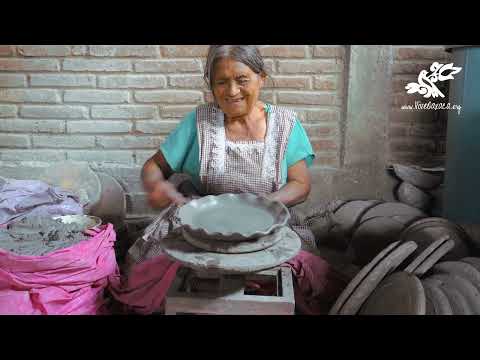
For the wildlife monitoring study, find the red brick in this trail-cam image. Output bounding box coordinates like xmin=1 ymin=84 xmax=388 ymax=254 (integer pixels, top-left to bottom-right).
xmin=311 ymin=139 xmax=338 ymax=152
xmin=303 ymin=124 xmax=338 ymax=137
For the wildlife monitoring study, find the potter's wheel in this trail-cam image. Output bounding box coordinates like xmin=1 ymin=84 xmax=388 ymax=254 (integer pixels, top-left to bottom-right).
xmin=161 ymin=226 xmax=301 ymax=274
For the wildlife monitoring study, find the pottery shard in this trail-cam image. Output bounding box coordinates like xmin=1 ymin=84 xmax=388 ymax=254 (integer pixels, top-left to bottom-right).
xmin=396 ymin=182 xmax=432 ymax=211
xmin=392 ymin=164 xmax=443 ymax=190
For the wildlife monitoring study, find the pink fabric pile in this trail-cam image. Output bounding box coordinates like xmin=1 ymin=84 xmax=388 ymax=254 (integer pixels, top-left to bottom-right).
xmin=0 ymin=224 xmax=119 ymax=315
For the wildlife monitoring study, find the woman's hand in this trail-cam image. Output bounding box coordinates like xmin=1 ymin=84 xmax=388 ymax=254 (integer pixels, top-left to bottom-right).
xmin=142 ymin=151 xmax=187 ymax=209
xmin=267 ymin=160 xmax=311 ymax=207
xmin=148 ymin=180 xmax=187 ymax=209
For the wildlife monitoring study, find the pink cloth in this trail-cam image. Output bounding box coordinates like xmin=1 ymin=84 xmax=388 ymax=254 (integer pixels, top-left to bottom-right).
xmin=0 ymin=224 xmax=118 ymax=315
xmin=283 ymin=250 xmax=349 ymax=315
xmin=110 ymin=250 xmax=347 ymax=315
xmin=108 ymin=255 xmax=180 ymax=315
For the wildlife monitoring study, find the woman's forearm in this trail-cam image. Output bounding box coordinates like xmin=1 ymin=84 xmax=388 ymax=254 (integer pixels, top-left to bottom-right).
xmin=268 ymin=180 xmax=311 ymax=207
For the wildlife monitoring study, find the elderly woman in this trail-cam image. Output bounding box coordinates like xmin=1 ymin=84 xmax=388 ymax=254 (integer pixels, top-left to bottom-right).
xmin=111 ymin=45 xmax=347 ymax=314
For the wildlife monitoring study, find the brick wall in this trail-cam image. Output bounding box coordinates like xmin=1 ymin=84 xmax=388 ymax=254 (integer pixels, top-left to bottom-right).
xmin=0 ymin=45 xmax=451 ymax=215
xmin=0 ymin=45 xmax=345 ymax=214
xmin=388 ymin=45 xmax=452 ymax=166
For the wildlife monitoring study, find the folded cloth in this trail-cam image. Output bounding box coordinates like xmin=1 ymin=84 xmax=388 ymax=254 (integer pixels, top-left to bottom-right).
xmin=108 ymin=255 xmax=180 ymax=315
xmin=283 ymin=250 xmax=349 ymax=315
xmin=0 ymin=177 xmax=83 ymax=226
xmin=0 ymin=224 xmax=118 ymax=315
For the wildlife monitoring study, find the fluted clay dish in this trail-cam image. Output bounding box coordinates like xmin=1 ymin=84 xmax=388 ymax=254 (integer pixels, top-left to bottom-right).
xmin=178 ymin=193 xmax=290 ymax=242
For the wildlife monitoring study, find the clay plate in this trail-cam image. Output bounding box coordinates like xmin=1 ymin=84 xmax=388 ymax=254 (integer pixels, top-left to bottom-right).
xmin=427 ymin=274 xmax=474 ymax=315
xmin=337 ymin=241 xmax=417 ymax=315
xmin=422 ymin=280 xmax=453 ymax=315
xmin=181 ymin=228 xmax=281 ymax=254
xmin=178 ymin=193 xmax=290 ymax=242
xmin=398 ymin=217 xmax=471 ymax=261
xmin=359 ymin=272 xmax=426 ymax=315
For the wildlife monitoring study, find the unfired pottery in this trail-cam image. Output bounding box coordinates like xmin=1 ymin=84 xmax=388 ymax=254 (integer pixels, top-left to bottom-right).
xmin=396 ymin=181 xmax=432 ymax=211
xmin=161 ymin=226 xmax=301 ymax=274
xmin=182 ymin=228 xmax=281 ymax=254
xmin=392 ymin=164 xmax=443 ymax=190
xmin=331 ymin=241 xmax=417 ymax=315
xmin=178 ymin=193 xmax=290 ymax=242
xmin=359 ymin=272 xmax=426 ymax=315
xmin=422 ymin=280 xmax=453 ymax=315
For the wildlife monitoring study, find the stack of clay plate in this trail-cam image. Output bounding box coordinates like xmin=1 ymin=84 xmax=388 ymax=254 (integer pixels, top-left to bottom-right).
xmin=398 ymin=217 xmax=471 ymax=266
xmin=329 ymin=240 xmax=420 ymax=315
xmin=332 ymin=229 xmax=479 ymax=315
xmin=317 ymin=200 xmax=426 ymax=255
xmin=420 ymin=258 xmax=480 ymax=315
xmin=359 ymin=256 xmax=480 ymax=315
xmin=391 ymin=164 xmax=443 ymax=213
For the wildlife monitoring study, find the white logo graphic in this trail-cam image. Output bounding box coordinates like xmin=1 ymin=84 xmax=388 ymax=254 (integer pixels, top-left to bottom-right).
xmin=405 ymin=62 xmax=462 ymax=98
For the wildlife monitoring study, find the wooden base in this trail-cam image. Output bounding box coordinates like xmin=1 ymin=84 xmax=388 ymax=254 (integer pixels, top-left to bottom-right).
xmin=165 ymin=267 xmax=295 ymax=315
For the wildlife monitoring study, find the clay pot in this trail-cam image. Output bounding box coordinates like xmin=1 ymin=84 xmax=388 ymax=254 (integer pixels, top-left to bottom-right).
xmin=396 ymin=181 xmax=432 ymax=211
xmin=392 ymin=164 xmax=443 ymax=190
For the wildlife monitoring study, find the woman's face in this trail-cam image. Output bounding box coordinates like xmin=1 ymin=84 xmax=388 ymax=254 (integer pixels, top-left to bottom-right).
xmin=211 ymin=57 xmax=265 ymax=119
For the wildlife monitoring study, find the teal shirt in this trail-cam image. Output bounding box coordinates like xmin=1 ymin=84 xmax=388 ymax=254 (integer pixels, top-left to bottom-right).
xmin=160 ymin=105 xmax=315 ymax=189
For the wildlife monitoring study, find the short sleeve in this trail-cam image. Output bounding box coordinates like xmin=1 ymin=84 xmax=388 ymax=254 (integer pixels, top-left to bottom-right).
xmin=285 ymin=119 xmax=315 ymax=168
xmin=159 ymin=111 xmax=197 ymax=172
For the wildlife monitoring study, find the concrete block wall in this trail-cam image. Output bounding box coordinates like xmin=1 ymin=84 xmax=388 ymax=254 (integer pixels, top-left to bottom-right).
xmin=0 ymin=45 xmax=451 ymax=215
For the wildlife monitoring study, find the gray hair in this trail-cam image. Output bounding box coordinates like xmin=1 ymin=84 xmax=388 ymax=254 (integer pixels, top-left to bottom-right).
xmin=203 ymin=45 xmax=268 ymax=89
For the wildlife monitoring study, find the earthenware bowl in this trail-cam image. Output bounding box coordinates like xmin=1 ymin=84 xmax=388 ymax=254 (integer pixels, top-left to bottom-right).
xmin=392 ymin=163 xmax=443 ymax=190
xmin=178 ymin=193 xmax=290 ymax=242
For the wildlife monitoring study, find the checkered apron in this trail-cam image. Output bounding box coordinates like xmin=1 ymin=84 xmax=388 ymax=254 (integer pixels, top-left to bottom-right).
xmin=127 ymin=103 xmax=329 ymax=266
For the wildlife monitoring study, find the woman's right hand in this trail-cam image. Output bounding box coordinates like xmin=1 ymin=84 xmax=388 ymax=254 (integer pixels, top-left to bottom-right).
xmin=142 ymin=157 xmax=187 ymax=208
xmin=147 ymin=180 xmax=187 ymax=208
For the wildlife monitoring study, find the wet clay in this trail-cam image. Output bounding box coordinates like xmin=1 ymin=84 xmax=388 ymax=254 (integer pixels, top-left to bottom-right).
xmin=0 ymin=216 xmax=89 ymax=256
